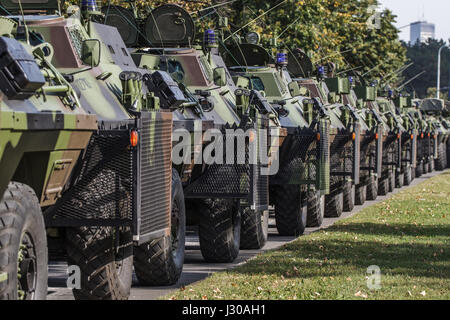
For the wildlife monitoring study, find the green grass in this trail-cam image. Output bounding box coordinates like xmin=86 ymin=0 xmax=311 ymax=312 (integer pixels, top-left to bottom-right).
xmin=166 ymin=171 xmax=450 ymax=300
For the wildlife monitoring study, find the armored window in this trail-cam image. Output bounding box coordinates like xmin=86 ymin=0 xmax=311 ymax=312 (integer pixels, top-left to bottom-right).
xmin=108 ymin=45 xmax=115 ymax=54
xmin=158 ymin=60 xmax=185 ymax=82
xmin=121 ymin=48 xmax=129 ymax=56
xmin=250 ymin=77 xmax=265 ymax=91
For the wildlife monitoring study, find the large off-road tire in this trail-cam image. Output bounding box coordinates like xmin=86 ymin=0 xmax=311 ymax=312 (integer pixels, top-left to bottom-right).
xmin=423 ymin=161 xmax=429 ymax=174
xmin=134 ymin=169 xmax=186 ymax=286
xmin=404 ymin=166 xmax=412 ymax=186
xmin=395 ymin=169 xmax=404 ymax=189
xmin=0 ymin=182 xmax=48 ymax=300
xmin=378 ymin=177 xmax=389 ymax=196
xmin=65 ymin=226 xmax=133 ymax=300
xmin=198 ymin=199 xmax=241 ymax=262
xmin=325 ymin=191 xmax=343 ymax=218
xmin=272 ymin=185 xmax=307 ymax=236
xmin=342 ymin=181 xmax=355 ymax=212
xmin=354 ymin=184 xmax=366 ymax=206
xmin=240 ymin=208 xmax=269 ymax=250
xmin=366 ymin=175 xmax=378 ymax=201
xmin=447 ymin=141 xmax=450 ymax=168
xmin=306 ymin=191 xmax=324 ymax=227
xmin=416 ymin=161 xmax=423 ymax=177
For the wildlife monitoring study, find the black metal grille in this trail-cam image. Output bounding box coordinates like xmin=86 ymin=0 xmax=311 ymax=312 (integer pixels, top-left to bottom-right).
xmin=400 ymin=132 xmax=414 ymax=170
xmin=329 ymin=130 xmax=354 ymax=190
xmin=271 ymin=129 xmax=317 ymax=185
xmin=359 ymin=133 xmax=377 ymax=181
xmin=137 ymin=112 xmax=173 ymax=239
xmin=382 ymin=133 xmax=400 ymax=179
xmin=184 ymin=117 xmax=269 ymax=211
xmin=46 ymin=129 xmax=135 ymax=226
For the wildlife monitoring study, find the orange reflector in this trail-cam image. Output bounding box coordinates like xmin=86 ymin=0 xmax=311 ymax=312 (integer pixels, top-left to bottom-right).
xmin=352 ymin=132 xmax=356 ymax=141
xmin=130 ymin=130 xmax=139 ymax=147
xmin=375 ymin=133 xmax=379 ymax=140
xmin=316 ymin=132 xmax=321 ymax=141
xmin=249 ymin=130 xmax=256 ymax=143
xmin=427 ymin=133 xmax=430 ymax=137
xmin=410 ymin=134 xmax=414 ymax=140
xmin=421 ymin=133 xmax=424 ymax=139
xmin=397 ymin=133 xmax=401 ymax=140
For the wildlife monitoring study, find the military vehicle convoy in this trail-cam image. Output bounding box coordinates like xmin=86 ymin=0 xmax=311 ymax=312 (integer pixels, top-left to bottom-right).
xmin=220 ymin=42 xmax=329 ymax=234
xmin=0 ymin=0 xmax=187 ymax=299
xmin=0 ymin=0 xmax=446 ymax=302
xmin=100 ymin=3 xmax=274 ymax=259
xmin=285 ymin=51 xmax=363 ymax=215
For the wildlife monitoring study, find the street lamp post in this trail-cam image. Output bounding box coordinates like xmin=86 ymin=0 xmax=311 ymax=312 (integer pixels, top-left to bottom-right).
xmin=437 ymin=45 xmax=448 ymax=99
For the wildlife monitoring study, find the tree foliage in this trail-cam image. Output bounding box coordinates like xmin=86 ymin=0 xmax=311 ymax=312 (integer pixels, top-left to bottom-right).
xmin=404 ymin=39 xmax=450 ymax=99
xmin=72 ymin=0 xmax=407 ymax=84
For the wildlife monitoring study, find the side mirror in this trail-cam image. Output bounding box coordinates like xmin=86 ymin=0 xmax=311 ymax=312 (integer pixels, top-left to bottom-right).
xmin=81 ymin=39 xmax=101 ymax=67
xmin=288 ymin=81 xmax=302 ymax=97
xmin=213 ymin=67 xmax=227 ymax=87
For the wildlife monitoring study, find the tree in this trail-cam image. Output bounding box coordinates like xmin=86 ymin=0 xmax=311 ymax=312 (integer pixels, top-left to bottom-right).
xmin=404 ymin=39 xmax=450 ymax=99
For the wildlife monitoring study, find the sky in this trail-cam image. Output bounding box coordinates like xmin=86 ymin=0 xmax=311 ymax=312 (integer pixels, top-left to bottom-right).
xmin=379 ymin=0 xmax=450 ymax=42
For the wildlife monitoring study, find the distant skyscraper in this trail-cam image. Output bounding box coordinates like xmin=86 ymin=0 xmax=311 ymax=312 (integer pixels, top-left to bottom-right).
xmin=410 ymin=21 xmax=435 ymax=44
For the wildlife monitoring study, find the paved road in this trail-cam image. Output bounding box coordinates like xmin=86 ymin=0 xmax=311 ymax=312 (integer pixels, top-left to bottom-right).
xmin=47 ymin=170 xmax=444 ymax=300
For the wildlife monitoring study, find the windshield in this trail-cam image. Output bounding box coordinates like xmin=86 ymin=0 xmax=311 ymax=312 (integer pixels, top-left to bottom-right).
xmin=249 ymin=72 xmax=287 ymax=97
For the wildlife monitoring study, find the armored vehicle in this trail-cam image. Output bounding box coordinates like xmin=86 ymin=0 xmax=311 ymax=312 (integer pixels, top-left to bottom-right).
xmin=221 ymin=42 xmax=329 ymax=233
xmin=418 ymin=98 xmax=448 ymax=171
xmin=101 ymin=3 xmax=274 ymax=258
xmin=374 ymin=87 xmax=410 ymax=190
xmin=323 ymin=73 xmax=385 ymax=201
xmin=286 ymin=50 xmax=362 ymax=216
xmin=0 ymin=0 xmax=186 ymax=299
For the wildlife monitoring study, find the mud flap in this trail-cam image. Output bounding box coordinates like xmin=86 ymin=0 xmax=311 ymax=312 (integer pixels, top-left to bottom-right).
xmin=136 ymin=111 xmax=173 ymax=244
xmin=376 ymin=125 xmax=383 ymax=177
xmin=317 ymin=118 xmax=330 ymax=195
xmin=249 ymin=116 xmax=270 ymax=212
xmin=352 ymin=123 xmax=361 ymax=186
xmin=411 ymin=129 xmax=417 ymax=168
xmin=433 ymin=135 xmax=438 ymax=159
xmin=397 ymin=133 xmax=402 ymax=170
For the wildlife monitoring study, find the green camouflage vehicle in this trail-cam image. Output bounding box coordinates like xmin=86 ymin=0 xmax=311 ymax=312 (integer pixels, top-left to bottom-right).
xmin=101 ymin=3 xmax=274 ymax=259
xmin=418 ymin=98 xmax=448 ymax=171
xmin=221 ymin=42 xmax=330 ymax=234
xmin=324 ymin=73 xmax=386 ymax=201
xmin=286 ymin=50 xmax=364 ymax=215
xmin=375 ymin=87 xmax=409 ymax=190
xmin=0 ymin=0 xmax=186 ymax=299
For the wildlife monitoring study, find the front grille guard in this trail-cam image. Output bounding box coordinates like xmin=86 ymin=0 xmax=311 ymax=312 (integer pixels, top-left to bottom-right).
xmin=381 ymin=132 xmax=401 ymax=179
xmin=184 ymin=116 xmax=270 ymax=212
xmin=329 ymin=124 xmax=360 ymax=191
xmin=401 ymin=130 xmax=417 ymax=169
xmin=270 ymin=118 xmax=330 ymax=195
xmin=44 ymin=112 xmax=174 ymax=244
xmin=417 ymin=134 xmax=435 ymax=164
xmin=359 ymin=125 xmax=383 ymax=181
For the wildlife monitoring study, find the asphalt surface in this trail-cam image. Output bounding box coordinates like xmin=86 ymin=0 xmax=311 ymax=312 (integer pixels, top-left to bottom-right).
xmin=46 ymin=170 xmax=444 ymax=300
